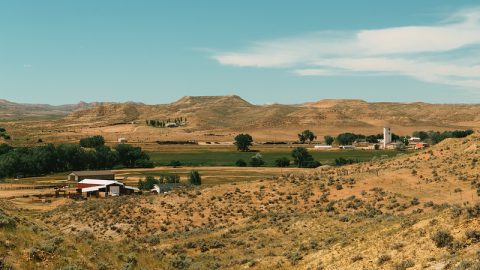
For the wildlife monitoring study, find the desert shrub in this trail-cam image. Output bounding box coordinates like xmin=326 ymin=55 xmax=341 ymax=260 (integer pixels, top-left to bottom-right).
xmin=141 ymin=235 xmax=160 ymax=245
xmin=431 ymin=230 xmax=454 ymax=248
xmin=170 ymin=254 xmax=191 ymax=270
xmin=454 ymin=260 xmax=480 ymax=270
xmin=0 ymin=212 xmax=16 ymax=229
xmin=309 ymin=240 xmax=319 ymax=250
xmin=377 ymin=255 xmax=391 ymax=265
xmin=394 ymin=259 xmax=415 ymax=270
xmin=284 ymin=251 xmax=303 ymax=265
xmin=466 ymin=203 xmax=480 ymax=218
xmin=424 ymin=201 xmax=434 ymax=207
xmin=28 ymin=247 xmax=45 ymax=261
xmin=351 ymin=255 xmax=363 ymax=262
xmin=75 ymin=229 xmax=95 ymax=241
xmin=410 ymin=197 xmax=419 ymax=206
xmin=465 ymin=229 xmax=480 ymax=243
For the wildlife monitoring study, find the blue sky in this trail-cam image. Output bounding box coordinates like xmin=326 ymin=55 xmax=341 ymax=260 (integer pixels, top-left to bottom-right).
xmin=1 ymin=0 xmax=480 ymax=105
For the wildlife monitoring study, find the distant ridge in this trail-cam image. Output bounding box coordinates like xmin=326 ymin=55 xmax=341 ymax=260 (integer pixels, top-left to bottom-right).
xmin=3 ymin=96 xmax=480 ymax=141
xmin=56 ymin=95 xmax=480 ymax=132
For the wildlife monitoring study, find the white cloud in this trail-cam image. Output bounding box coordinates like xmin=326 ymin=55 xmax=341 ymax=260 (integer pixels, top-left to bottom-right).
xmin=212 ymin=8 xmax=480 ymax=89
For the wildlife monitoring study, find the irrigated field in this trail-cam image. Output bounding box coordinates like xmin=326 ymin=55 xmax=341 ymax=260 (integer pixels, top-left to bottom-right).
xmin=147 ymin=145 xmax=405 ymax=166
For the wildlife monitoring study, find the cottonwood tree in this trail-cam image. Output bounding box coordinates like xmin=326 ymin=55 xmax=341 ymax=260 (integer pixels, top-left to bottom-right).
xmin=298 ymin=130 xmax=317 ymax=144
xmin=291 ymin=147 xmax=320 ymax=168
xmin=324 ymin=135 xmax=334 ymax=145
xmin=234 ymin=134 xmax=253 ymax=152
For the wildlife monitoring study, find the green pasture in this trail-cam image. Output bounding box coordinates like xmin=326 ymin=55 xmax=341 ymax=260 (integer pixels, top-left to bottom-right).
xmin=147 ymin=147 xmax=406 ymax=167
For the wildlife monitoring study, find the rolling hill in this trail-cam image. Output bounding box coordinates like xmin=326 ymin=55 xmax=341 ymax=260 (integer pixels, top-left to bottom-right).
xmin=2 ymin=95 xmax=480 ymax=144
xmin=65 ymin=95 xmax=480 ymax=130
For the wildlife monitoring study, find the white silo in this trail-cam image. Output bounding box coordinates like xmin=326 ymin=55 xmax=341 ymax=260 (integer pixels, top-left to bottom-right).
xmin=383 ymin=127 xmax=392 ymax=148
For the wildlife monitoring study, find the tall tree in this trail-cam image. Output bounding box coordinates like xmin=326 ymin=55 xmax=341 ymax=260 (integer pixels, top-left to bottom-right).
xmin=298 ymin=130 xmax=317 ymax=144
xmin=324 ymin=135 xmax=334 ymax=145
xmin=234 ymin=134 xmax=253 ymax=152
xmin=291 ymin=147 xmax=320 ymax=168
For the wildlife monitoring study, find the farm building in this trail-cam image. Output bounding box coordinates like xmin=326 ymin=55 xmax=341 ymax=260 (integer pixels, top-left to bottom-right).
xmin=68 ymin=170 xmax=115 ymax=182
xmin=76 ymin=179 xmax=138 ymax=197
xmin=118 ymin=137 xmax=128 ymax=143
xmin=165 ymin=122 xmax=178 ymax=128
xmin=150 ymin=183 xmax=182 ymax=194
xmin=415 ymin=142 xmax=429 ymax=150
xmin=313 ymin=145 xmax=333 ymax=150
xmin=408 ymin=137 xmax=422 ymax=144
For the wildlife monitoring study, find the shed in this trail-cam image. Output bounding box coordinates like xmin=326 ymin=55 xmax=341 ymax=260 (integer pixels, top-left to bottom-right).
xmin=313 ymin=145 xmax=333 ymax=150
xmin=68 ymin=170 xmax=115 ymax=182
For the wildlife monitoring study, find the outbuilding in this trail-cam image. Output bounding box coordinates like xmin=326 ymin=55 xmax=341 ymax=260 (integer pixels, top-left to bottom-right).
xmin=415 ymin=142 xmax=429 ymax=150
xmin=313 ymin=145 xmax=333 ymax=150
xmin=68 ymin=170 xmax=115 ymax=182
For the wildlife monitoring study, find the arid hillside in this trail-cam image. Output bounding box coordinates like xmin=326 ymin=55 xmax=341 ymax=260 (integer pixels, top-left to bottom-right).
xmin=67 ymin=96 xmax=480 ymax=130
xmin=0 ymin=99 xmax=100 ymax=120
xmin=2 ymin=95 xmax=480 ymax=145
xmin=1 ymin=132 xmax=479 ymax=269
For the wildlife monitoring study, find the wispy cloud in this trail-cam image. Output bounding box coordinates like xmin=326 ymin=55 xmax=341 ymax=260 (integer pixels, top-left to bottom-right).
xmin=212 ymin=8 xmax=480 ymax=89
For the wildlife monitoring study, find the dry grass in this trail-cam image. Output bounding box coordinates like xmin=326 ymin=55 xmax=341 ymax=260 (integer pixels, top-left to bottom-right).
xmin=0 ymin=132 xmax=479 ymax=269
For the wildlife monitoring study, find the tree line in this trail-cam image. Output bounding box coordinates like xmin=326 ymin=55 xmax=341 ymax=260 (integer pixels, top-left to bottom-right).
xmin=0 ymin=136 xmax=153 ymax=179
xmin=412 ymin=129 xmax=473 ymax=145
xmin=301 ymin=129 xmax=473 ymax=146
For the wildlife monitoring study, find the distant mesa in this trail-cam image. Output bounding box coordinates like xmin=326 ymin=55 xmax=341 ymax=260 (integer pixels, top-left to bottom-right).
xmin=172 ymin=95 xmax=253 ymax=107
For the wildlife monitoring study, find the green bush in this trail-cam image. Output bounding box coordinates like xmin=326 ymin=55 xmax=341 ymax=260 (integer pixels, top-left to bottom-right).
xmin=250 ymin=154 xmax=265 ymax=167
xmin=188 ymin=170 xmax=201 ymax=185
xmin=169 ymin=160 xmax=182 ymax=167
xmin=235 ymin=159 xmax=247 ymax=167
xmin=275 ymin=157 xmax=290 ymax=167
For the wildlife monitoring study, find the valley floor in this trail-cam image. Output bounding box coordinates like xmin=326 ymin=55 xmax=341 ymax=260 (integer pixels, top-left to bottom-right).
xmin=0 ymin=133 xmax=479 ymax=269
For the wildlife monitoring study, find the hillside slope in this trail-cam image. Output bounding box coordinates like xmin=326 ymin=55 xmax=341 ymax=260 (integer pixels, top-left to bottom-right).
xmin=66 ymin=96 xmax=480 ymax=130
xmin=0 ymin=133 xmax=475 ymax=269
